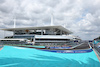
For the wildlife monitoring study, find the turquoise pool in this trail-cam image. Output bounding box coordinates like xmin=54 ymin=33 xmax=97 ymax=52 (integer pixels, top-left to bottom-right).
xmin=0 ymin=46 xmax=100 ymax=67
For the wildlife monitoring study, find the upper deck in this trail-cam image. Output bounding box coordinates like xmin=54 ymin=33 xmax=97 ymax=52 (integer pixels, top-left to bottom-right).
xmin=1 ymin=26 xmax=72 ymax=36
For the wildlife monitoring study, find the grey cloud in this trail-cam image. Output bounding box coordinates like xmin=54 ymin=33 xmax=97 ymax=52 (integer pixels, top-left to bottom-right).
xmin=0 ymin=0 xmax=5 ymax=3
xmin=55 ymin=14 xmax=64 ymax=21
xmin=0 ymin=5 xmax=12 ymax=13
xmin=0 ymin=0 xmax=100 ymax=40
xmin=39 ymin=0 xmax=60 ymax=7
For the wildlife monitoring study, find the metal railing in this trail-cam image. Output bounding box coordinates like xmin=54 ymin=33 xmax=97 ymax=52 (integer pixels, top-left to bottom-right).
xmin=90 ymin=42 xmax=100 ymax=56
xmin=1 ymin=41 xmax=27 ymax=46
xmin=94 ymin=45 xmax=100 ymax=53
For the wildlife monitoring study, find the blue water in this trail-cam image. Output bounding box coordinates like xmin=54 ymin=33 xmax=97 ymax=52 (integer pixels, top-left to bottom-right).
xmin=0 ymin=46 xmax=100 ymax=67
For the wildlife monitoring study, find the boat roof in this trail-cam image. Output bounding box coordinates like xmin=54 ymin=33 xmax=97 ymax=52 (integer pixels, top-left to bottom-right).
xmin=1 ymin=26 xmax=72 ymax=34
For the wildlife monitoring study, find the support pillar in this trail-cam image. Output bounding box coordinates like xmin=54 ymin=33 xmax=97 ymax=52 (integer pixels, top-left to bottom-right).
xmin=60 ymin=30 xmax=62 ymax=35
xmin=41 ymin=29 xmax=43 ymax=35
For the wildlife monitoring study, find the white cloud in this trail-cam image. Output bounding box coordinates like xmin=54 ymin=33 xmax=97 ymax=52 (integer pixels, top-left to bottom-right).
xmin=0 ymin=0 xmax=100 ymax=40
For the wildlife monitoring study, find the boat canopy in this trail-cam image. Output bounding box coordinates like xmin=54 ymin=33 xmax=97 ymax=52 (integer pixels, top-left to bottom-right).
xmin=1 ymin=26 xmax=72 ymax=34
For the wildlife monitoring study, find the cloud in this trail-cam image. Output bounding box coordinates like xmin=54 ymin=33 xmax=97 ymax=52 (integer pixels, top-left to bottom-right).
xmin=0 ymin=0 xmax=100 ymax=40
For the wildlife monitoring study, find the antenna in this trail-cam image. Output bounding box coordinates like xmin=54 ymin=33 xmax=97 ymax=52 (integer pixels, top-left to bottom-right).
xmin=64 ymin=24 xmax=66 ymax=28
xmin=14 ymin=17 xmax=16 ymax=28
xmin=51 ymin=13 xmax=53 ymax=26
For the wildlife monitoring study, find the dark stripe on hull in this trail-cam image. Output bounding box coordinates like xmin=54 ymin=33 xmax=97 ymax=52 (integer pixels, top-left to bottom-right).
xmin=38 ymin=49 xmax=93 ymax=53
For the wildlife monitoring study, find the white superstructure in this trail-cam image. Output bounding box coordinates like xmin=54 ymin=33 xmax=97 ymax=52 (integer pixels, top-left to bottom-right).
xmin=0 ymin=25 xmax=78 ymax=46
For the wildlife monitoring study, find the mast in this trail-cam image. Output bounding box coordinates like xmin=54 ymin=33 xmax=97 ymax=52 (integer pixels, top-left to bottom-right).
xmin=64 ymin=24 xmax=66 ymax=28
xmin=13 ymin=17 xmax=16 ymax=38
xmin=51 ymin=13 xmax=53 ymax=26
xmin=14 ymin=17 xmax=16 ymax=28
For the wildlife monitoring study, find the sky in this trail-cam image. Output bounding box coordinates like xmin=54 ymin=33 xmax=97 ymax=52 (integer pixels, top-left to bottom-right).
xmin=0 ymin=0 xmax=100 ymax=40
